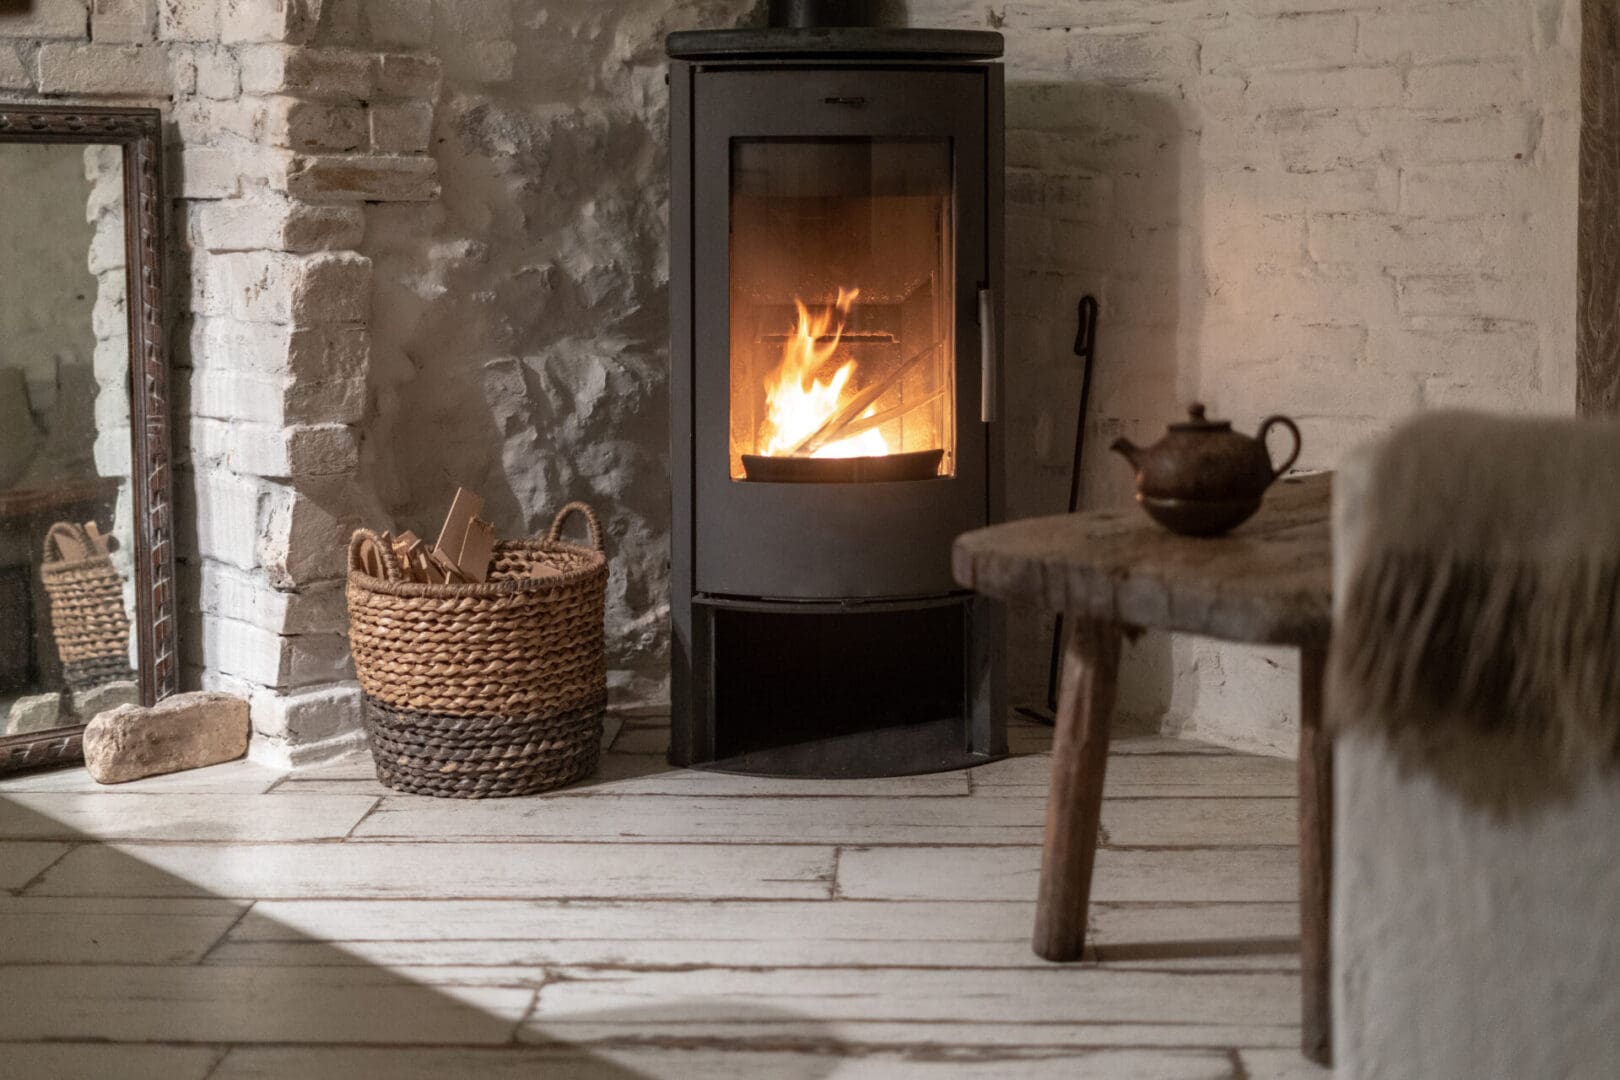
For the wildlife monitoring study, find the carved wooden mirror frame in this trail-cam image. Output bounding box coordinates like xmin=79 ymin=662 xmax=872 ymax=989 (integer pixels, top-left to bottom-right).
xmin=0 ymin=105 xmax=176 ymax=774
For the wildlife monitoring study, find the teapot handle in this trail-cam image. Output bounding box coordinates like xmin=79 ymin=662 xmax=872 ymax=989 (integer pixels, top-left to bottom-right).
xmin=1258 ymin=415 xmax=1302 ymax=479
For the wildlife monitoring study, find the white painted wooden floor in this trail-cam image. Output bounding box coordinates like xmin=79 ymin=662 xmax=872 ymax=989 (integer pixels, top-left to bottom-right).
xmin=0 ymin=714 xmax=1330 ymax=1079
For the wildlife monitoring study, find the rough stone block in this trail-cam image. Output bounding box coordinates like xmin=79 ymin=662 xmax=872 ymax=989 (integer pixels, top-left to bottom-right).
xmin=200 ymin=562 xmax=347 ymax=637
xmin=7 ymin=692 xmax=65 ymax=735
xmin=92 ymin=0 xmax=156 ymax=43
xmin=375 ymin=52 xmax=441 ymax=98
xmin=368 ymin=101 xmax=433 ymax=154
xmin=188 ymin=467 xmax=265 ymax=571
xmin=166 ymin=46 xmax=196 ymax=94
xmin=73 ymin=679 xmax=140 ymax=719
xmin=35 ymin=43 xmax=169 ymax=96
xmin=251 ymin=682 xmax=362 ymax=745
xmin=5 ymin=0 xmax=90 ymax=38
xmin=286 ymin=324 xmax=370 ymax=381
xmin=285 ymin=374 xmax=368 ymax=425
xmin=83 ymin=691 xmax=250 ymax=784
xmin=173 ymin=98 xmax=268 ymax=145
xmin=291 ymin=252 xmax=373 ymax=324
xmin=274 ymin=99 xmax=368 ymax=153
xmin=157 ymin=0 xmax=218 ymax=41
xmin=287 ymin=153 xmax=439 ymax=202
xmin=220 ymin=0 xmax=321 ymax=45
xmin=194 ymin=45 xmax=240 ymax=98
xmin=261 ymin=481 xmax=366 ymax=588
xmin=0 ymin=45 xmax=32 ymax=91
xmin=219 ymin=251 xmax=369 ymax=326
xmin=191 ymin=416 xmax=359 ymax=479
xmin=238 ymin=44 xmax=373 ymax=100
xmin=194 ymin=196 xmax=365 ymax=254
xmin=173 ymin=146 xmax=292 ymax=199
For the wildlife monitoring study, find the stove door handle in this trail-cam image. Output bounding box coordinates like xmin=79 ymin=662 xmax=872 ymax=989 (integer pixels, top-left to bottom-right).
xmin=979 ymin=285 xmax=998 ymax=423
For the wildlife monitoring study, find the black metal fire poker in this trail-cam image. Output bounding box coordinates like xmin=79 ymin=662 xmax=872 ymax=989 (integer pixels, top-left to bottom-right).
xmin=1016 ymin=295 xmax=1100 ymax=724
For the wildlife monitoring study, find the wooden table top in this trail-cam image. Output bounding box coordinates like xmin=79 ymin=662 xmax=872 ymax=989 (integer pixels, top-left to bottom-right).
xmin=953 ymin=472 xmax=1333 ymax=648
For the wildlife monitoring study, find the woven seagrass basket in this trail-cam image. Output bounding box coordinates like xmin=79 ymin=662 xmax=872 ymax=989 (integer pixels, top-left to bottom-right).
xmin=39 ymin=522 xmax=134 ymax=692
xmin=346 ymin=502 xmax=609 ymax=798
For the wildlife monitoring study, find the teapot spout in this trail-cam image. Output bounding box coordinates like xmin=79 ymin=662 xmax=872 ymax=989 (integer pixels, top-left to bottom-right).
xmin=1110 ymin=436 xmax=1143 ymax=471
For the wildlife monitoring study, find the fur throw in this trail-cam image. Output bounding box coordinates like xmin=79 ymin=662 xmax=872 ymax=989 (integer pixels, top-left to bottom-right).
xmin=1328 ymin=412 xmax=1620 ymax=769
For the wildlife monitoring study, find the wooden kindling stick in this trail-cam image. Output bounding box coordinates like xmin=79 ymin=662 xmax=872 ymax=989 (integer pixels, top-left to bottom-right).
xmin=787 ymin=338 xmax=945 ymax=457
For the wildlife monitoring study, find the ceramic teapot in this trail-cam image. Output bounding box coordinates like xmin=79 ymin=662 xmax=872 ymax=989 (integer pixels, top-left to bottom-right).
xmin=1110 ymin=404 xmax=1301 ymax=536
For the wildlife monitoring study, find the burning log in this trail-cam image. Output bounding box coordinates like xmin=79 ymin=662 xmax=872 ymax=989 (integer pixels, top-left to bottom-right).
xmin=787 ymin=337 xmax=944 ymax=457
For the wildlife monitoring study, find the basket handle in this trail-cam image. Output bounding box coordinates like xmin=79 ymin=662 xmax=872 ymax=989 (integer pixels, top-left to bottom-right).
xmin=349 ymin=528 xmax=403 ymax=582
xmin=42 ymin=521 xmax=90 ymax=564
xmin=546 ymin=501 xmax=604 ymax=551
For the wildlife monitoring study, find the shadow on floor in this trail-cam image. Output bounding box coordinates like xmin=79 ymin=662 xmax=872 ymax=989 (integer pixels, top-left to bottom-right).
xmin=0 ymin=793 xmax=845 ymax=1079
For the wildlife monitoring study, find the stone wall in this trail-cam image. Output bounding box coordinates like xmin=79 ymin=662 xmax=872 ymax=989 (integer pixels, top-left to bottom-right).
xmin=360 ymin=0 xmax=756 ymax=710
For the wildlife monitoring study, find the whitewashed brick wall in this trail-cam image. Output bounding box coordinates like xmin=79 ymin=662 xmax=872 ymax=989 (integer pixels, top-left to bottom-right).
xmin=2 ymin=0 xmax=442 ymax=765
xmin=911 ymin=0 xmax=1580 ymax=752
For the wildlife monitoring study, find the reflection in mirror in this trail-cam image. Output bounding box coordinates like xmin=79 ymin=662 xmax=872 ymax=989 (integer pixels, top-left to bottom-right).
xmin=0 ymin=142 xmax=140 ymax=737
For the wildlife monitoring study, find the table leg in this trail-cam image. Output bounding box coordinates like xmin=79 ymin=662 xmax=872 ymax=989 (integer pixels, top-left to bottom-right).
xmin=1298 ymin=645 xmax=1333 ymax=1066
xmin=1033 ymin=619 xmax=1122 ymax=962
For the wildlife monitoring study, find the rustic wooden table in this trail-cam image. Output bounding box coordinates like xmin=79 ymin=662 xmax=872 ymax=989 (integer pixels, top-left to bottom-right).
xmin=953 ymin=472 xmax=1334 ymax=1065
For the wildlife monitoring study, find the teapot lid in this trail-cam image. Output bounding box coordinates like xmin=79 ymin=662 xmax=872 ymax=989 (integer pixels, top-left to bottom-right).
xmin=1168 ymin=403 xmax=1232 ymax=432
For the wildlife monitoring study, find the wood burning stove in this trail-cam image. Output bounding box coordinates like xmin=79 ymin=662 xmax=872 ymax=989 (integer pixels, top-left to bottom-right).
xmin=667 ymin=6 xmax=1006 ymax=777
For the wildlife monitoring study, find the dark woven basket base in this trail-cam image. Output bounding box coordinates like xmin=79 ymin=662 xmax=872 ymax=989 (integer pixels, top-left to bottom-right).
xmin=361 ymin=694 xmax=603 ymax=798
xmin=63 ymin=656 xmax=137 ymax=693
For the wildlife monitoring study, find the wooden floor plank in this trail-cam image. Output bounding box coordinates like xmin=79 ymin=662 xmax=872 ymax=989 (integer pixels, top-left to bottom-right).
xmin=1090 ymin=902 xmax=1301 ymax=972
xmin=1102 ymin=799 xmax=1297 ymax=847
xmin=0 ymin=733 xmax=1318 ymax=1077
xmin=25 ymin=841 xmax=837 ymax=900
xmin=0 ymin=905 xmax=242 ymax=964
xmin=0 ymin=793 xmax=379 ymax=842
xmin=0 ymin=1044 xmax=222 ymax=1080
xmin=229 ymin=896 xmax=1032 ymax=944
xmin=0 ymin=759 xmax=286 ymax=794
xmin=274 ymin=758 xmax=971 ymax=800
xmin=838 ymin=846 xmax=1299 ymax=903
xmin=529 ymin=966 xmax=1299 ymax=1029
xmin=0 ymin=966 xmax=531 ymax=1044
xmin=972 ymin=751 xmax=1294 ymax=797
xmin=210 ymin=1045 xmax=1242 ymax=1079
xmin=351 ymin=795 xmax=1043 ymax=845
xmin=0 ymin=841 xmax=71 ymax=890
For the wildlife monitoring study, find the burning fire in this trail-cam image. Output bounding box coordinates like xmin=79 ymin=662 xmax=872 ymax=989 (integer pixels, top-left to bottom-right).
xmin=759 ymin=287 xmax=893 ymax=459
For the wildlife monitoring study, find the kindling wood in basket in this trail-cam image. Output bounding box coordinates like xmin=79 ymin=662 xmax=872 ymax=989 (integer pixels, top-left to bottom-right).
xmin=40 ymin=521 xmax=135 ymax=692
xmin=345 ymin=501 xmax=609 ymax=798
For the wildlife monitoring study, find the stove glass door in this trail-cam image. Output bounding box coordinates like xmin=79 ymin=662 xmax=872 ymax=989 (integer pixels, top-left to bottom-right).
xmin=728 ymin=138 xmax=955 ymax=483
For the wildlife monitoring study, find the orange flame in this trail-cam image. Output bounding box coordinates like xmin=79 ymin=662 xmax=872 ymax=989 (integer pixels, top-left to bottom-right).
xmin=759 ymin=287 xmax=891 ymax=459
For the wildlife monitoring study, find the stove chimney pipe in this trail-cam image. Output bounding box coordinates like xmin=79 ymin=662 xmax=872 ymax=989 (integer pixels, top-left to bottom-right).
xmin=766 ymin=0 xmax=906 ymax=28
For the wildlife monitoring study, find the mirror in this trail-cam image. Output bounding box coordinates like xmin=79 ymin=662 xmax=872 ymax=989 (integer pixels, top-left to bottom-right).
xmin=0 ymin=107 xmax=174 ymax=773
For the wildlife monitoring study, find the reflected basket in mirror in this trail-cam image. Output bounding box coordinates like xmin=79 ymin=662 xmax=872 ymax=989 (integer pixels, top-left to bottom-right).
xmin=39 ymin=521 xmax=134 ymax=692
